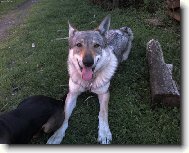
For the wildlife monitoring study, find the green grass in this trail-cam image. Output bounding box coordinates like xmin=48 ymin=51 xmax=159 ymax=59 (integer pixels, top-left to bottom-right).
xmin=0 ymin=0 xmax=181 ymax=144
xmin=0 ymin=0 xmax=26 ymax=16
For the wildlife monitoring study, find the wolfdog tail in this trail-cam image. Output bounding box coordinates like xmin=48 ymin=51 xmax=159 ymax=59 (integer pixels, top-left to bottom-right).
xmin=120 ymin=26 xmax=134 ymax=61
xmin=120 ymin=26 xmax=134 ymax=42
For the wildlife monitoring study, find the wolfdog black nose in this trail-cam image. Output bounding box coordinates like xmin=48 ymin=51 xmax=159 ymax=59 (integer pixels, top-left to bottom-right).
xmin=82 ymin=54 xmax=94 ymax=67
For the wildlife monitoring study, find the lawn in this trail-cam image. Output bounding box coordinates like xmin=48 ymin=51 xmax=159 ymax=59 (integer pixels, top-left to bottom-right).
xmin=0 ymin=0 xmax=26 ymax=16
xmin=0 ymin=0 xmax=181 ymax=144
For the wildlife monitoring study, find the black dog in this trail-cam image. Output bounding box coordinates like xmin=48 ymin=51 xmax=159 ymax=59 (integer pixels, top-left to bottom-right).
xmin=0 ymin=95 xmax=66 ymax=144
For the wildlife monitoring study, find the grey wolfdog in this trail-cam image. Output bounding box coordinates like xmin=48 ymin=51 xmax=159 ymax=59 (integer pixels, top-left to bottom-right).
xmin=47 ymin=15 xmax=133 ymax=144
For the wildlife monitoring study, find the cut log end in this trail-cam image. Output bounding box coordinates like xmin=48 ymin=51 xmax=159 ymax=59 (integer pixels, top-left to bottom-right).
xmin=152 ymin=94 xmax=180 ymax=108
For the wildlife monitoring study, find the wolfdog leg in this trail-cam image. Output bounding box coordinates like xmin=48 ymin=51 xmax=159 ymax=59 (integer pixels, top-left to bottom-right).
xmin=98 ymin=91 xmax=112 ymax=144
xmin=47 ymin=92 xmax=80 ymax=144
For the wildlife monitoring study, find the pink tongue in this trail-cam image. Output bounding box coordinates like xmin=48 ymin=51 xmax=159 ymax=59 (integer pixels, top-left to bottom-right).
xmin=82 ymin=67 xmax=93 ymax=81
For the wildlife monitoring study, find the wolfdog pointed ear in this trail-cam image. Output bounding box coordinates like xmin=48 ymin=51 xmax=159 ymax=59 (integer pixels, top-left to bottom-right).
xmin=97 ymin=15 xmax=111 ymax=35
xmin=68 ymin=21 xmax=77 ymax=38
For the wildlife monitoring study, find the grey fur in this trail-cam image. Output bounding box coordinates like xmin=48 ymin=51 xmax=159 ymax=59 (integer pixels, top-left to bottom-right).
xmin=47 ymin=15 xmax=134 ymax=145
xmin=105 ymin=26 xmax=134 ymax=63
xmin=68 ymin=17 xmax=133 ymax=64
xmin=69 ymin=31 xmax=105 ymax=49
xmin=98 ymin=15 xmax=111 ymax=35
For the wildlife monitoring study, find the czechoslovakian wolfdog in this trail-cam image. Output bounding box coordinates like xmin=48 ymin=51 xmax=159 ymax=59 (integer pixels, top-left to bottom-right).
xmin=47 ymin=15 xmax=133 ymax=144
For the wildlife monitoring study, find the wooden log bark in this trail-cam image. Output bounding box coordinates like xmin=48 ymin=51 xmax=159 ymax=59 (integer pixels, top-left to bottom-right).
xmin=166 ymin=0 xmax=180 ymax=22
xmin=146 ymin=39 xmax=180 ymax=107
xmin=168 ymin=9 xmax=181 ymax=22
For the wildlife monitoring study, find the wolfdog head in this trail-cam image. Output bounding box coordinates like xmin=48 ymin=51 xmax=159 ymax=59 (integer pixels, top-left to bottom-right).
xmin=68 ymin=15 xmax=111 ymax=81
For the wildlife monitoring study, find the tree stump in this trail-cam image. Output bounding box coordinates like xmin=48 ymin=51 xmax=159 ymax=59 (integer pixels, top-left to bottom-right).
xmin=146 ymin=39 xmax=180 ymax=107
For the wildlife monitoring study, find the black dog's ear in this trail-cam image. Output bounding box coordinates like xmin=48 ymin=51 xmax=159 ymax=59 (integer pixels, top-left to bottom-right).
xmin=97 ymin=15 xmax=111 ymax=35
xmin=68 ymin=21 xmax=77 ymax=38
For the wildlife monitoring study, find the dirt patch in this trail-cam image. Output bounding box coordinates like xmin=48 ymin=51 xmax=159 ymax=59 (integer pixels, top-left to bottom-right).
xmin=0 ymin=0 xmax=38 ymax=41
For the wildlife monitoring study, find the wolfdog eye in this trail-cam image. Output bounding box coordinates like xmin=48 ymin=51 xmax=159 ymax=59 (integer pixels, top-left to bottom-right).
xmin=76 ymin=43 xmax=82 ymax=47
xmin=94 ymin=43 xmax=100 ymax=48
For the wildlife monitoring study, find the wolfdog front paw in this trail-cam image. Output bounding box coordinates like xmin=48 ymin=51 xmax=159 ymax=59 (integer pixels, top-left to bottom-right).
xmin=98 ymin=127 xmax=112 ymax=144
xmin=46 ymin=131 xmax=64 ymax=144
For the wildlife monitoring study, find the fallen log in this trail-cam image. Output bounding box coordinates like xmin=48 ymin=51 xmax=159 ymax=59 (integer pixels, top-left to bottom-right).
xmin=168 ymin=9 xmax=181 ymax=22
xmin=146 ymin=39 xmax=180 ymax=107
